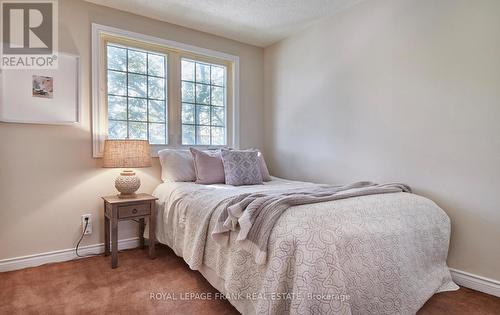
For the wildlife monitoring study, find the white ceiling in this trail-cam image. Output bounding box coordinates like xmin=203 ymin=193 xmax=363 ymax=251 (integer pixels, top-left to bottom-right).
xmin=86 ymin=0 xmax=364 ymax=47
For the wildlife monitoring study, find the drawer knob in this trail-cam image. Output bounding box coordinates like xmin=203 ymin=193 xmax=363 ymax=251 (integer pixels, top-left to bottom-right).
xmin=132 ymin=208 xmax=138 ymax=214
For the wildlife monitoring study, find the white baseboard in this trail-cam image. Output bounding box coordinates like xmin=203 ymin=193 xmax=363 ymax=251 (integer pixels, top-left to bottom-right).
xmin=450 ymin=268 xmax=500 ymax=297
xmin=0 ymin=237 xmax=140 ymax=272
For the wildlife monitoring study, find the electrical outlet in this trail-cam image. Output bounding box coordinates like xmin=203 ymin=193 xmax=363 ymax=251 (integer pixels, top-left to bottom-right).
xmin=81 ymin=214 xmax=92 ymax=235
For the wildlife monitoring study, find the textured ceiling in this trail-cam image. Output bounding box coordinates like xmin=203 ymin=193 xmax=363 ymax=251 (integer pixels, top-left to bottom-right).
xmin=86 ymin=0 xmax=364 ymax=47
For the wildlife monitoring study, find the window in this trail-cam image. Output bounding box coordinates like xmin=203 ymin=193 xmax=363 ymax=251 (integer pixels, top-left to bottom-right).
xmin=181 ymin=59 xmax=226 ymax=145
xmin=92 ymin=24 xmax=239 ymax=157
xmin=106 ymin=44 xmax=168 ymax=144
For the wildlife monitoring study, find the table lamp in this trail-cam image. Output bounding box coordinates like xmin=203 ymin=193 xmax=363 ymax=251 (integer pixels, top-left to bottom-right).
xmin=102 ymin=139 xmax=152 ymax=198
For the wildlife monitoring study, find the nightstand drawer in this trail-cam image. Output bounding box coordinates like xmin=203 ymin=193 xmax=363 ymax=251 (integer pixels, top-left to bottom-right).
xmin=118 ymin=203 xmax=150 ymax=218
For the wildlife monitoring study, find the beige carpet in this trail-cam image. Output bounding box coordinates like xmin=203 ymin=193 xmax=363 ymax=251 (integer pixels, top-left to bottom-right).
xmin=1 ymin=245 xmax=499 ymax=314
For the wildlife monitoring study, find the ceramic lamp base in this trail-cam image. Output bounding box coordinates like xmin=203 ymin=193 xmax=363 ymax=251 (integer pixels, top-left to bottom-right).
xmin=115 ymin=170 xmax=141 ymax=199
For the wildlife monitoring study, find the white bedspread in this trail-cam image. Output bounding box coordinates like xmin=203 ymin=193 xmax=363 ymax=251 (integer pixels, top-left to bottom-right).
xmin=152 ymin=178 xmax=458 ymax=315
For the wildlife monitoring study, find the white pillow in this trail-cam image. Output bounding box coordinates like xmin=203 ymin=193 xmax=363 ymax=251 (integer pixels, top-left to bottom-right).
xmin=158 ymin=149 xmax=196 ymax=182
xmin=257 ymin=151 xmax=272 ymax=182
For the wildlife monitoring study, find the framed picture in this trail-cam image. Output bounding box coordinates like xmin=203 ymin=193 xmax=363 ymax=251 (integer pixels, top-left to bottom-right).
xmin=32 ymin=75 xmax=54 ymax=99
xmin=0 ymin=53 xmax=80 ymax=124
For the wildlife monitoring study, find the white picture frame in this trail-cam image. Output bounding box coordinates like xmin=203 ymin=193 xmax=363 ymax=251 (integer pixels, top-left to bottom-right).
xmin=0 ymin=52 xmax=80 ymax=125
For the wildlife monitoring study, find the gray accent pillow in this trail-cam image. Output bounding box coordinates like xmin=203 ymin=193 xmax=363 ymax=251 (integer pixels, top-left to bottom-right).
xmin=221 ymin=149 xmax=263 ymax=186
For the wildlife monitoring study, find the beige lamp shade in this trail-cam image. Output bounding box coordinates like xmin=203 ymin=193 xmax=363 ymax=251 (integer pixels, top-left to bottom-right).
xmin=102 ymin=140 xmax=152 ymax=168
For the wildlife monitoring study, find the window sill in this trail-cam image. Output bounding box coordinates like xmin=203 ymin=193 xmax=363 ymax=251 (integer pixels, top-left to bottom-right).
xmin=149 ymin=144 xmax=230 ymax=157
xmin=93 ymin=144 xmax=231 ymax=158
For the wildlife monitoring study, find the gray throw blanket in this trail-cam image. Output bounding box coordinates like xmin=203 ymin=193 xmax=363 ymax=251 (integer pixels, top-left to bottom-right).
xmin=212 ymin=181 xmax=411 ymax=264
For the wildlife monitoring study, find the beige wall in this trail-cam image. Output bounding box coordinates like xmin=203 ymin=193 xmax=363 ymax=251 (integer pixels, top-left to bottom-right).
xmin=264 ymin=0 xmax=500 ymax=280
xmin=0 ymin=0 xmax=264 ymax=259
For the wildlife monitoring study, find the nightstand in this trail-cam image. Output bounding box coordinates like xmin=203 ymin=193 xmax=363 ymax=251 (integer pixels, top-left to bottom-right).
xmin=102 ymin=193 xmax=158 ymax=268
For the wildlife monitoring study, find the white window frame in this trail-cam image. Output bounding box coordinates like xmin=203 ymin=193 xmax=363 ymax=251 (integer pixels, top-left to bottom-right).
xmin=91 ymin=23 xmax=240 ymax=157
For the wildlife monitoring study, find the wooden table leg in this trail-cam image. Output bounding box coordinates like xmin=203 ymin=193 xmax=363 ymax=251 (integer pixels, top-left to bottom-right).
xmin=148 ymin=201 xmax=156 ymax=259
xmin=111 ymin=213 xmax=118 ymax=268
xmin=104 ymin=215 xmax=110 ymax=256
xmin=139 ymin=218 xmax=145 ymax=249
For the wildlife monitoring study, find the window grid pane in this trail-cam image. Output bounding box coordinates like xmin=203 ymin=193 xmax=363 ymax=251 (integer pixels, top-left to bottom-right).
xmin=181 ymin=58 xmax=226 ymax=145
xmin=107 ymin=44 xmax=168 ymax=145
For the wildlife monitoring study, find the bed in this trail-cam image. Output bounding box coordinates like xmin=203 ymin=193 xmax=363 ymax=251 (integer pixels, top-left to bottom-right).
xmin=151 ymin=177 xmax=458 ymax=314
